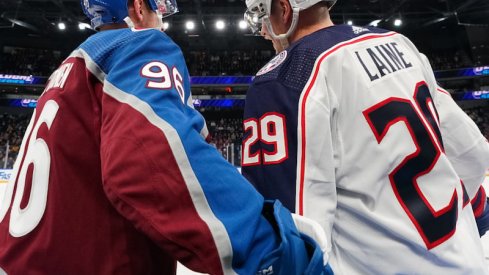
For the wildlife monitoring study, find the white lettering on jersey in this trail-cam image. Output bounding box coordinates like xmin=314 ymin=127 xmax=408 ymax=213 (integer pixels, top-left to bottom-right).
xmin=242 ymin=119 xmax=260 ymax=166
xmin=142 ymin=61 xmax=172 ymax=89
xmin=44 ymin=63 xmax=74 ymax=92
xmin=261 ymin=114 xmax=288 ymax=164
xmin=172 ymin=67 xmax=185 ymax=103
xmin=141 ymin=61 xmax=186 ymax=103
xmin=0 ymin=100 xmax=59 ymax=237
xmin=256 ymin=266 xmax=273 ymax=275
xmin=242 ymin=113 xmax=288 ymax=166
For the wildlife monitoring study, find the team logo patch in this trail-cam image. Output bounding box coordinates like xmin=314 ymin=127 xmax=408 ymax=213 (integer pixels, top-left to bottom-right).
xmin=352 ymin=26 xmax=369 ymax=35
xmin=256 ymin=50 xmax=287 ymax=76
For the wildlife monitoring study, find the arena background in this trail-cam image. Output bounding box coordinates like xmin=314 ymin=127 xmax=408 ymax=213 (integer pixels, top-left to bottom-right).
xmin=0 ymin=0 xmax=488 ymax=273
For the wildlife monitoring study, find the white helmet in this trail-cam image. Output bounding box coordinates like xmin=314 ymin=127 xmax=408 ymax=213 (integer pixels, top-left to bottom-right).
xmin=244 ymin=0 xmax=336 ymax=49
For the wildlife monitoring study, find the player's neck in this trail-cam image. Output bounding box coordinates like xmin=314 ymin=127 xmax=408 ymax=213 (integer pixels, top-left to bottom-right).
xmin=99 ymin=23 xmax=129 ymax=31
xmin=289 ymin=18 xmax=334 ymax=44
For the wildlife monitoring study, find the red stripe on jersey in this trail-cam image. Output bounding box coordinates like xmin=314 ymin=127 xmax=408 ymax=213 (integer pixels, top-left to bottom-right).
xmin=472 ymin=186 xmax=486 ymax=218
xmin=436 ymin=88 xmax=451 ymax=96
xmin=298 ymin=32 xmax=397 ymax=215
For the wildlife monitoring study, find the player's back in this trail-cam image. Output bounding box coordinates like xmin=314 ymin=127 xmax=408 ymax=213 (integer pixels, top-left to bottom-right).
xmin=322 ymin=26 xmax=488 ymax=274
xmin=0 ymin=29 xmax=179 ymax=274
xmin=243 ymin=25 xmax=489 ymax=274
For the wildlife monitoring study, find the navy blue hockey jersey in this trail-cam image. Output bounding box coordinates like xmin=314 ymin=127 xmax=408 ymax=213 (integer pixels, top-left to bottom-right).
xmin=242 ymin=25 xmax=489 ymax=274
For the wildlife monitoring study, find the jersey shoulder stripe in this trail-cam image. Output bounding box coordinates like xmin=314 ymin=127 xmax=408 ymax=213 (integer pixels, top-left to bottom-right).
xmin=78 ymin=29 xmax=181 ymax=74
xmin=297 ymin=29 xmax=398 ymax=215
xmin=73 ymin=34 xmax=238 ymax=274
xmin=73 ymin=31 xmax=274 ymax=275
xmin=254 ymin=25 xmax=393 ymax=91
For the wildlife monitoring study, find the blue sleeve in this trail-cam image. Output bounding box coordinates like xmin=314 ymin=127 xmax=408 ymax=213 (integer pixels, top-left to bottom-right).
xmin=80 ymin=29 xmax=329 ymax=275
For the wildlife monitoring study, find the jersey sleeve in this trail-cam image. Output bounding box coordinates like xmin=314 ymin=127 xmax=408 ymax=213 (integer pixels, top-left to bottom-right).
xmin=433 ymin=86 xmax=489 ymax=198
xmin=84 ymin=30 xmax=281 ymax=275
xmin=298 ymin=62 xmax=338 ymax=256
xmin=417 ymin=53 xmax=489 ymax=198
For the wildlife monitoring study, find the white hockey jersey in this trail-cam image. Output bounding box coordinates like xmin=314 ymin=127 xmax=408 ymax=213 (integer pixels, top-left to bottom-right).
xmin=242 ymin=25 xmax=489 ymax=274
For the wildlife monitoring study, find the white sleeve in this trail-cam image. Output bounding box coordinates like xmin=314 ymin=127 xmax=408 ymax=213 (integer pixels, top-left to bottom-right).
xmin=418 ymin=53 xmax=489 ymax=198
xmin=297 ymin=64 xmax=337 ymax=255
xmin=434 ymin=87 xmax=489 ymax=198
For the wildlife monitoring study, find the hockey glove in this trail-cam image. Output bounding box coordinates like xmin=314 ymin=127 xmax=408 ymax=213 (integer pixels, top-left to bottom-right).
xmin=257 ymin=200 xmax=334 ymax=275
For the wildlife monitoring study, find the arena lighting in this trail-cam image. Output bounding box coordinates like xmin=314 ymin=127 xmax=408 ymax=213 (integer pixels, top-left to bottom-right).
xmin=162 ymin=22 xmax=169 ymax=30
xmin=347 ymin=20 xmax=353 ymax=25
xmin=58 ymin=22 xmax=66 ymax=30
xmin=78 ymin=23 xmax=90 ymax=30
xmin=369 ymin=19 xmax=381 ymax=27
xmin=185 ymin=20 xmax=195 ymax=30
xmin=215 ymin=20 xmax=225 ymax=30
xmin=394 ymin=19 xmax=402 ymax=27
xmin=238 ymin=20 xmax=248 ymax=30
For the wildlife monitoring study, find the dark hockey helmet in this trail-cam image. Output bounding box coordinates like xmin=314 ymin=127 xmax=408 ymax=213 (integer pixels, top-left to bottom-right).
xmin=81 ymin=0 xmax=178 ymax=29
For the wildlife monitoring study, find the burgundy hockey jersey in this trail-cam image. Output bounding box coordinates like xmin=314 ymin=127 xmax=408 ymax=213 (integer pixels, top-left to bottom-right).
xmin=0 ymin=28 xmax=311 ymax=275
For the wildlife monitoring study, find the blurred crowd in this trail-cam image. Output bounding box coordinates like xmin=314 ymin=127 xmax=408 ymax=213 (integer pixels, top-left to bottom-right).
xmin=0 ymin=113 xmax=30 ymax=169
xmin=466 ymin=107 xmax=489 ymax=139
xmin=427 ymin=50 xmax=474 ymax=71
xmin=185 ymin=50 xmax=275 ymax=76
xmin=199 ymin=107 xmax=243 ymax=165
xmin=1 ymin=105 xmax=488 ymax=169
xmin=0 ymin=47 xmax=64 ymax=77
xmin=0 ymin=46 xmax=485 ymax=77
xmin=0 ymin=45 xmax=487 ymax=168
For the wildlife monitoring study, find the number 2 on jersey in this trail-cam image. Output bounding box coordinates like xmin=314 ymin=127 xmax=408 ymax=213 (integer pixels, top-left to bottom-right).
xmin=0 ymin=100 xmax=59 ymax=237
xmin=242 ymin=113 xmax=288 ymax=166
xmin=363 ymin=81 xmax=462 ymax=249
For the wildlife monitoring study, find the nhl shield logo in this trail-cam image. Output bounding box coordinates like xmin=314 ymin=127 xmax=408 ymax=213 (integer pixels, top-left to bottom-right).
xmin=256 ymin=50 xmax=288 ymax=76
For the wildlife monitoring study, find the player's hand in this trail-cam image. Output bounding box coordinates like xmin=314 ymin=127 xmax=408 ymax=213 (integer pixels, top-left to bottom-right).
xmin=257 ymin=200 xmax=334 ymax=275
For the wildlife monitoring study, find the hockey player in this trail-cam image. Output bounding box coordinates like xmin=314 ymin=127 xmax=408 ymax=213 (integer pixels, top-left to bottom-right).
xmin=0 ymin=0 xmax=333 ymax=274
xmin=242 ymin=0 xmax=489 ymax=273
